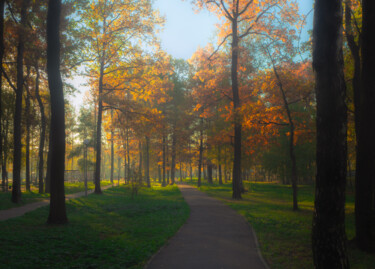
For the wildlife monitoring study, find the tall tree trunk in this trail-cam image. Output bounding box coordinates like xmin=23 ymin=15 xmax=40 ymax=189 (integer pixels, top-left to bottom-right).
xmin=355 ymin=0 xmax=375 ymax=252
xmin=127 ymin=128 xmax=130 ymax=184
xmin=218 ymin=145 xmax=223 ymax=185
xmin=110 ymin=109 xmax=114 ymax=184
xmin=145 ymin=136 xmax=150 ymax=188
xmin=267 ymin=51 xmax=298 ymax=210
xmin=207 ymin=160 xmax=213 ymax=184
xmin=35 ymin=62 xmax=46 ymax=194
xmin=162 ymin=134 xmax=166 ymax=186
xmin=0 ymin=0 xmax=4 ymax=192
xmin=171 ymin=127 xmax=176 ymax=185
xmin=47 ymin=0 xmax=68 ymax=224
xmin=138 ymin=140 xmax=142 ymax=185
xmin=117 ymin=157 xmax=120 ymax=186
xmin=94 ymin=59 xmax=104 ymax=194
xmin=198 ymin=118 xmax=203 ymax=187
xmin=12 ymin=0 xmax=29 ymax=203
xmin=312 ymin=0 xmax=349 ymax=267
xmin=231 ymin=17 xmax=242 ymax=200
xmin=45 ymin=140 xmax=51 ymax=193
xmin=158 ymin=164 xmax=161 ymax=183
xmin=25 ymin=81 xmax=31 ymax=191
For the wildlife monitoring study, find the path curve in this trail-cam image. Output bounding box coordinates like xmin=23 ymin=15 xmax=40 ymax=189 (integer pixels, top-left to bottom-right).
xmin=0 ymin=184 xmax=113 ymax=221
xmin=146 ymin=183 xmax=269 ymax=269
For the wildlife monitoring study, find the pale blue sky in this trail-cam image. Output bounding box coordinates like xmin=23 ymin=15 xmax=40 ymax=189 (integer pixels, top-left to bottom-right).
xmin=154 ymin=0 xmax=314 ymax=60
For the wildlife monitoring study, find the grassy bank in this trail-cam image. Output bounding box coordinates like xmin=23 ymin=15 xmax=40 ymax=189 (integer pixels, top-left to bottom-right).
xmin=185 ymin=179 xmax=374 ymax=269
xmin=0 ymin=183 xmax=189 ymax=269
xmin=0 ymin=180 xmax=113 ymax=210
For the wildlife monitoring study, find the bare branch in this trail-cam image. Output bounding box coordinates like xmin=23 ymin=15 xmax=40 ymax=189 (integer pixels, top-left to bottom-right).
xmin=208 ymin=33 xmax=232 ymax=60
xmin=238 ymin=0 xmax=254 ymax=16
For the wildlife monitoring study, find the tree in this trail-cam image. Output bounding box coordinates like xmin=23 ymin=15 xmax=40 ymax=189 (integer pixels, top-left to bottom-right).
xmin=10 ymin=0 xmax=30 ymax=203
xmin=192 ymin=0 xmax=298 ymax=199
xmin=46 ymin=0 xmax=68 ymax=224
xmin=312 ymin=0 xmax=349 ymax=267
xmin=355 ymin=0 xmax=375 ymax=252
xmin=0 ymin=0 xmax=4 ymax=192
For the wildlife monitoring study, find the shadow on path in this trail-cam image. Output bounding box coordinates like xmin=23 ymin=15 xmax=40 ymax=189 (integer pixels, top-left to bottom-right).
xmin=0 ymin=184 xmax=113 ymax=221
xmin=146 ymin=183 xmax=269 ymax=269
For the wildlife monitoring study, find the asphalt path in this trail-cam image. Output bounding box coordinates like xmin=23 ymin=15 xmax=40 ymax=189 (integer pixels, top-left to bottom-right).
xmin=146 ymin=183 xmax=269 ymax=269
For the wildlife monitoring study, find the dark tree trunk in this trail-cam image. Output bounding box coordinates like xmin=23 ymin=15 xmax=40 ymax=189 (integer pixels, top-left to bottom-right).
xmin=145 ymin=136 xmax=150 ymax=188
xmin=110 ymin=110 xmax=114 ymax=184
xmin=45 ymin=141 xmax=51 ymax=193
xmin=158 ymin=164 xmax=161 ymax=183
xmin=12 ymin=0 xmax=29 ymax=203
xmin=35 ymin=63 xmax=46 ymax=193
xmin=207 ymin=160 xmax=213 ymax=184
xmin=162 ymin=134 xmax=166 ymax=186
xmin=218 ymin=145 xmax=223 ymax=185
xmin=171 ymin=129 xmax=176 ymax=185
xmin=355 ymin=0 xmax=375 ymax=252
xmin=0 ymin=0 xmax=4 ymax=192
xmin=267 ymin=51 xmax=298 ymax=210
xmin=46 ymin=0 xmax=68 ymax=224
xmin=94 ymin=60 xmax=104 ymax=194
xmin=231 ymin=17 xmax=242 ymax=200
xmin=138 ymin=140 xmax=142 ymax=185
xmin=198 ymin=118 xmax=203 ymax=187
xmin=312 ymin=0 xmax=349 ymax=267
xmin=25 ymin=83 xmax=31 ymax=191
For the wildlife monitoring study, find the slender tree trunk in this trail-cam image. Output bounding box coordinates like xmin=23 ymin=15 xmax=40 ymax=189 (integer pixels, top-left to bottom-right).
xmin=138 ymin=140 xmax=142 ymax=185
xmin=12 ymin=0 xmax=29 ymax=203
xmin=207 ymin=160 xmax=213 ymax=184
xmin=162 ymin=134 xmax=166 ymax=186
xmin=312 ymin=0 xmax=349 ymax=267
xmin=268 ymin=52 xmax=298 ymax=210
xmin=198 ymin=118 xmax=203 ymax=187
xmin=94 ymin=60 xmax=104 ymax=194
xmin=231 ymin=17 xmax=242 ymax=200
xmin=47 ymin=0 xmax=68 ymax=224
xmin=127 ymin=128 xmax=130 ymax=184
xmin=171 ymin=128 xmax=176 ymax=185
xmin=158 ymin=164 xmax=161 ymax=183
xmin=110 ymin=109 xmax=114 ymax=184
xmin=25 ymin=83 xmax=31 ymax=191
xmin=355 ymin=0 xmax=375 ymax=252
xmin=45 ymin=141 xmax=51 ymax=193
xmin=218 ymin=145 xmax=223 ymax=185
xmin=117 ymin=157 xmax=120 ymax=186
xmin=145 ymin=136 xmax=150 ymax=188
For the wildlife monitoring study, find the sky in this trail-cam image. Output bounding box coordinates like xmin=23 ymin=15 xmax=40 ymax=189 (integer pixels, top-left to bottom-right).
xmin=68 ymin=0 xmax=314 ymax=109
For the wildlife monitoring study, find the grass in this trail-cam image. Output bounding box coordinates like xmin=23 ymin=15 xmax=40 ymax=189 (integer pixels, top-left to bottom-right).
xmin=184 ymin=179 xmax=375 ymax=269
xmin=0 ymin=180 xmax=113 ymax=210
xmin=0 ymin=183 xmax=189 ymax=269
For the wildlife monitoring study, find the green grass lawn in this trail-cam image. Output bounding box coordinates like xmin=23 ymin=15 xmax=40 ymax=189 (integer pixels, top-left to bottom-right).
xmin=184 ymin=179 xmax=375 ymax=269
xmin=0 ymin=180 xmax=113 ymax=210
xmin=0 ymin=183 xmax=189 ymax=269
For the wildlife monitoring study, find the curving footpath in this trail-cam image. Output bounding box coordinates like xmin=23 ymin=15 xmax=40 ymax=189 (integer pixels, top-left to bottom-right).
xmin=0 ymin=184 xmax=113 ymax=221
xmin=146 ymin=183 xmax=269 ymax=269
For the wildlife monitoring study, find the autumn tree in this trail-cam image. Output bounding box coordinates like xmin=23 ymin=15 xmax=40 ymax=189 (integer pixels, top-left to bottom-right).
xmin=192 ymin=0 xmax=299 ymax=199
xmin=312 ymin=0 xmax=349 ymax=267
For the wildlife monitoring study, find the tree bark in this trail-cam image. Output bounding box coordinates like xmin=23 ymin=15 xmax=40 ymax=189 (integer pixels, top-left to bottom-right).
xmin=110 ymin=109 xmax=114 ymax=184
xmin=162 ymin=134 xmax=166 ymax=186
xmin=25 ymin=81 xmax=31 ymax=192
xmin=138 ymin=140 xmax=142 ymax=185
xmin=94 ymin=59 xmax=104 ymax=194
xmin=231 ymin=16 xmax=242 ymax=200
xmin=0 ymin=0 xmax=4 ymax=192
xmin=47 ymin=0 xmax=68 ymax=224
xmin=207 ymin=160 xmax=213 ymax=184
xmin=355 ymin=0 xmax=375 ymax=252
xmin=145 ymin=136 xmax=150 ymax=188
xmin=198 ymin=118 xmax=203 ymax=187
xmin=171 ymin=128 xmax=176 ymax=185
xmin=312 ymin=0 xmax=349 ymax=267
xmin=35 ymin=62 xmax=46 ymax=194
xmin=267 ymin=52 xmax=298 ymax=210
